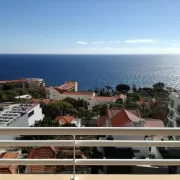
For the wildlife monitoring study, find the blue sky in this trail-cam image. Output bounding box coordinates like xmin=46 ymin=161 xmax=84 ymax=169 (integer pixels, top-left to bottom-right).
xmin=0 ymin=0 xmax=180 ymax=54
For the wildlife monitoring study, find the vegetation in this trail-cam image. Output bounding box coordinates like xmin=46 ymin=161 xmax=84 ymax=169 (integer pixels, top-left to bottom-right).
xmin=116 ymin=84 xmax=130 ymax=92
xmin=63 ymin=97 xmax=89 ymax=110
xmin=92 ymin=104 xmax=107 ymax=115
xmin=79 ymin=109 xmax=97 ymax=126
xmin=0 ymin=87 xmax=46 ymax=103
xmin=42 ymin=101 xmax=78 ymax=119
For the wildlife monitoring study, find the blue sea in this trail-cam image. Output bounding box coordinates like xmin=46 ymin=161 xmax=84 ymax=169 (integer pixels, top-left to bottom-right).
xmin=0 ymin=54 xmax=180 ymax=90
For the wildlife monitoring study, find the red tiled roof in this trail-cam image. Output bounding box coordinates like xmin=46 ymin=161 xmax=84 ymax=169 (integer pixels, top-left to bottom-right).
xmin=2 ymin=152 xmax=19 ymax=159
xmin=33 ymin=99 xmax=56 ymax=104
xmin=0 ymin=152 xmax=19 ymax=174
xmin=60 ymin=81 xmax=76 ymax=91
xmin=145 ymin=119 xmax=164 ymax=127
xmin=93 ymin=96 xmax=117 ymax=101
xmin=0 ymin=153 xmax=5 ymax=158
xmin=0 ymin=78 xmax=27 ymax=84
xmin=26 ymin=147 xmax=56 ymax=174
xmin=62 ymin=91 xmax=93 ymax=96
xmin=107 ymin=109 xmax=142 ymax=127
xmin=97 ymin=116 xmax=106 ymax=127
xmin=107 ymin=109 xmax=140 ymax=119
xmin=56 ymin=116 xmax=74 ymax=124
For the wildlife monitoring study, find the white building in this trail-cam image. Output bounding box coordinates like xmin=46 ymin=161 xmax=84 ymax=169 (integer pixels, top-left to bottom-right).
xmin=46 ymin=86 xmax=126 ymax=109
xmin=15 ymin=94 xmax=32 ymax=100
xmin=0 ymin=103 xmax=44 ymax=140
xmin=27 ymin=78 xmax=45 ymax=87
xmin=167 ymin=92 xmax=180 ymax=127
xmin=97 ymin=108 xmax=164 ymax=159
xmin=46 ymin=87 xmax=95 ymax=101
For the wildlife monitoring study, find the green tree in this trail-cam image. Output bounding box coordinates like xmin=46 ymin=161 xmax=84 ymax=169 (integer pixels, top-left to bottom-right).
xmin=14 ymin=88 xmax=28 ymax=96
xmin=42 ymin=101 xmax=78 ymax=119
xmin=126 ymin=93 xmax=140 ymax=102
xmin=0 ymin=92 xmax=7 ymax=102
xmin=94 ymin=88 xmax=99 ymax=94
xmin=116 ymin=84 xmax=130 ymax=92
xmin=63 ymin=97 xmax=89 ymax=110
xmin=153 ymin=82 xmax=165 ymax=90
xmin=79 ymin=109 xmax=97 ymax=126
xmin=63 ymin=97 xmax=77 ymax=107
xmin=27 ymin=87 xmax=46 ymax=98
xmin=92 ymin=104 xmax=107 ymax=115
xmin=3 ymin=90 xmax=17 ymax=101
xmin=99 ymin=104 xmax=107 ymax=115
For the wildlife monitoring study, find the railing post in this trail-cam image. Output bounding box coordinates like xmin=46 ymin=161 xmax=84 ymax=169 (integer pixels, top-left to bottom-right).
xmin=71 ymin=134 xmax=78 ymax=180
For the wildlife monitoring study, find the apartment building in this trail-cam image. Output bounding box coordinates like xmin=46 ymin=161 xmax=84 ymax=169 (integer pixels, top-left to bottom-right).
xmin=0 ymin=103 xmax=44 ymax=139
xmin=167 ymin=92 xmax=180 ymax=127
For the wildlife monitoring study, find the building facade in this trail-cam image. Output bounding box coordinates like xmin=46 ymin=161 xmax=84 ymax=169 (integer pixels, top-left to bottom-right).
xmin=97 ymin=108 xmax=164 ymax=159
xmin=0 ymin=103 xmax=44 ymax=139
xmin=27 ymin=78 xmax=45 ymax=87
xmin=167 ymin=92 xmax=180 ymax=127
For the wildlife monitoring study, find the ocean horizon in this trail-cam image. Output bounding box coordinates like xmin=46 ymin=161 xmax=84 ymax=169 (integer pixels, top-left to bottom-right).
xmin=0 ymin=54 xmax=180 ymax=90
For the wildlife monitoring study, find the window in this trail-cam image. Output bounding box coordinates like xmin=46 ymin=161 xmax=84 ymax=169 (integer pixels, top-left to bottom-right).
xmin=28 ymin=110 xmax=34 ymax=118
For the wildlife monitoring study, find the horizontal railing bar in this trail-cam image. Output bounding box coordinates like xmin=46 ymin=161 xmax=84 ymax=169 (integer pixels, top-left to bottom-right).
xmin=0 ymin=140 xmax=180 ymax=147
xmin=0 ymin=127 xmax=180 ymax=135
xmin=1 ymin=159 xmax=180 ymax=166
xmin=0 ymin=140 xmax=74 ymax=147
xmin=0 ymin=159 xmax=73 ymax=165
xmin=75 ymin=159 xmax=180 ymax=166
xmin=76 ymin=140 xmax=180 ymax=147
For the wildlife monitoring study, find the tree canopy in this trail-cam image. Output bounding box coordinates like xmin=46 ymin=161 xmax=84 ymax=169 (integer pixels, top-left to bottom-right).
xmin=153 ymin=82 xmax=165 ymax=90
xmin=63 ymin=97 xmax=89 ymax=110
xmin=116 ymin=84 xmax=130 ymax=92
xmin=42 ymin=101 xmax=78 ymax=119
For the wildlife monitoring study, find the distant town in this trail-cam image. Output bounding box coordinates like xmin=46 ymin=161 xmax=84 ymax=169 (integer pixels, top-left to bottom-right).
xmin=0 ymin=78 xmax=179 ymax=174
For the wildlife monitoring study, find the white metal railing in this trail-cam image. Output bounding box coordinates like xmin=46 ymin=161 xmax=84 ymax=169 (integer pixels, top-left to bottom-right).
xmin=1 ymin=127 xmax=180 ymax=179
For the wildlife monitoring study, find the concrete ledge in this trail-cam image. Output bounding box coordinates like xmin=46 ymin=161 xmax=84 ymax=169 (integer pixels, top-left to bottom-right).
xmin=1 ymin=175 xmax=180 ymax=180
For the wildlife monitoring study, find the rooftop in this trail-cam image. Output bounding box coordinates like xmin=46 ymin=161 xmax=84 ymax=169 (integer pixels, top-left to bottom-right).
xmin=93 ymin=95 xmax=124 ymax=101
xmin=145 ymin=119 xmax=165 ymax=127
xmin=56 ymin=116 xmax=74 ymax=124
xmin=0 ymin=78 xmax=27 ymax=84
xmin=26 ymin=147 xmax=56 ymax=174
xmin=61 ymin=91 xmax=94 ymax=96
xmin=110 ymin=109 xmax=143 ymax=127
xmin=59 ymin=81 xmax=76 ymax=91
xmin=0 ymin=152 xmax=19 ymax=174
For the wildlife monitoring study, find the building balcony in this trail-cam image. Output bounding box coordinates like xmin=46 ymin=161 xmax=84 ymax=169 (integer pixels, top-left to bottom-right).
xmin=0 ymin=127 xmax=180 ymax=178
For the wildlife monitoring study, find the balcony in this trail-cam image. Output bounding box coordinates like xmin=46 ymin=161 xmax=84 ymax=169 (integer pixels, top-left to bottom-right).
xmin=0 ymin=127 xmax=180 ymax=179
